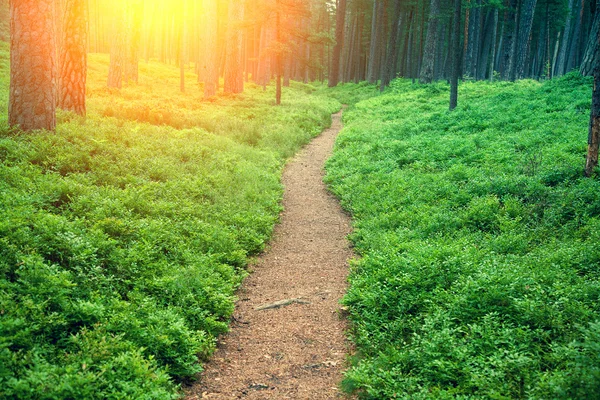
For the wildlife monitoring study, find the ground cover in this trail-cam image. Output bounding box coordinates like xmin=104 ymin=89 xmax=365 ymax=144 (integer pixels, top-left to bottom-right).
xmin=0 ymin=43 xmax=339 ymax=398
xmin=325 ymin=74 xmax=600 ymax=399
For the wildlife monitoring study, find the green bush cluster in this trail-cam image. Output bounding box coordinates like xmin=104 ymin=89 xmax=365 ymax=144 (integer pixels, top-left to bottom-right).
xmin=0 ymin=49 xmax=339 ymax=397
xmin=325 ymin=74 xmax=599 ymax=398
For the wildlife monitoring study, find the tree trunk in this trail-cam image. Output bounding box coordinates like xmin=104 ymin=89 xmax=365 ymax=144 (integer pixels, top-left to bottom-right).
xmin=420 ymin=0 xmax=441 ymax=83
xmin=585 ymin=50 xmax=600 ymax=176
xmin=367 ymin=0 xmax=385 ymax=83
xmin=450 ymin=0 xmax=462 ymax=110
xmin=515 ymin=0 xmax=537 ymax=79
xmin=203 ymin=0 xmax=218 ymax=98
xmin=124 ymin=0 xmax=142 ymax=84
xmin=580 ymin=0 xmax=600 ymax=76
xmin=276 ymin=0 xmax=282 ymax=105
xmin=381 ymin=0 xmax=403 ymax=90
xmin=224 ymin=0 xmax=244 ymax=94
xmin=107 ymin=2 xmax=125 ymax=88
xmin=329 ymin=0 xmax=346 ymax=87
xmin=566 ymin=0 xmax=585 ymax=72
xmin=9 ymin=0 xmax=57 ymax=131
xmin=555 ymin=0 xmax=575 ymax=76
xmin=501 ymin=0 xmax=518 ymax=80
xmin=489 ymin=8 xmax=499 ymax=81
xmin=58 ymin=0 xmax=87 ymax=116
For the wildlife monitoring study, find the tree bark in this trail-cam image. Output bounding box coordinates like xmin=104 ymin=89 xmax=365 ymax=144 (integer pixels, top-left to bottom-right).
xmin=585 ymin=50 xmax=600 ymax=176
xmin=501 ymin=0 xmax=518 ymax=80
xmin=58 ymin=0 xmax=87 ymax=116
xmin=9 ymin=0 xmax=57 ymax=131
xmin=420 ymin=0 xmax=441 ymax=83
xmin=555 ymin=0 xmax=575 ymax=76
xmin=381 ymin=0 xmax=403 ymax=90
xmin=329 ymin=0 xmax=347 ymax=87
xmin=450 ymin=0 xmax=462 ymax=110
xmin=515 ymin=0 xmax=537 ymax=79
xmin=204 ymin=0 xmax=219 ymax=98
xmin=107 ymin=2 xmax=125 ymax=88
xmin=367 ymin=0 xmax=385 ymax=83
xmin=580 ymin=0 xmax=600 ymax=76
xmin=224 ymin=0 xmax=244 ymax=94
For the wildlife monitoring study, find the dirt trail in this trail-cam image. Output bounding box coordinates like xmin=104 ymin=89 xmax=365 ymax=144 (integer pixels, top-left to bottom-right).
xmin=186 ymin=110 xmax=353 ymax=400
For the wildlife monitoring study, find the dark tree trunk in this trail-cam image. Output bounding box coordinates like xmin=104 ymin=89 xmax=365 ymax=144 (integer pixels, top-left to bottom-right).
xmin=581 ymin=0 xmax=600 ymax=76
xmin=489 ymin=8 xmax=499 ymax=80
xmin=515 ymin=0 xmax=538 ymax=79
xmin=58 ymin=0 xmax=87 ymax=116
xmin=585 ymin=48 xmax=600 ymax=176
xmin=367 ymin=0 xmax=385 ymax=83
xmin=566 ymin=0 xmax=585 ymax=72
xmin=9 ymin=0 xmax=57 ymax=131
xmin=329 ymin=0 xmax=347 ymax=87
xmin=420 ymin=0 xmax=441 ymax=83
xmin=501 ymin=0 xmax=518 ymax=80
xmin=381 ymin=0 xmax=403 ymax=90
xmin=450 ymin=0 xmax=462 ymax=110
xmin=555 ymin=0 xmax=575 ymax=76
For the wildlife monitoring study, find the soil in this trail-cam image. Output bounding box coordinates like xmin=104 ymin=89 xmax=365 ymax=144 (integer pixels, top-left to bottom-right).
xmin=185 ymin=110 xmax=354 ymax=400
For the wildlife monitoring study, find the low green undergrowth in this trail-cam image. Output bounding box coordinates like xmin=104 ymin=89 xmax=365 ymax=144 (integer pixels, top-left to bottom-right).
xmin=325 ymin=74 xmax=599 ymax=398
xmin=0 ymin=49 xmax=338 ymax=398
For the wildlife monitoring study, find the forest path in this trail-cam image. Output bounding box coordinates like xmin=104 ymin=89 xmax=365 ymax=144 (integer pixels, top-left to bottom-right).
xmin=186 ymin=110 xmax=354 ymax=399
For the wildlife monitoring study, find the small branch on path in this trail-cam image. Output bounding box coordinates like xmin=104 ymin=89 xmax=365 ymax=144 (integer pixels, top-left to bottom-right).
xmin=254 ymin=298 xmax=311 ymax=311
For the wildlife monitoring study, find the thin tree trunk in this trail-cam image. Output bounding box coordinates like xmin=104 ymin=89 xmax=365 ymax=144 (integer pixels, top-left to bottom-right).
xmin=420 ymin=0 xmax=441 ymax=83
xmin=381 ymin=0 xmax=403 ymax=90
xmin=556 ymin=0 xmax=575 ymax=76
xmin=276 ymin=0 xmax=282 ymax=105
xmin=367 ymin=0 xmax=385 ymax=83
xmin=329 ymin=0 xmax=347 ymax=87
xmin=501 ymin=0 xmax=518 ymax=80
xmin=450 ymin=0 xmax=463 ymax=110
xmin=224 ymin=0 xmax=244 ymax=94
xmin=566 ymin=0 xmax=585 ymax=72
xmin=203 ymin=0 xmax=218 ymax=98
xmin=489 ymin=8 xmax=499 ymax=81
xmin=9 ymin=0 xmax=57 ymax=131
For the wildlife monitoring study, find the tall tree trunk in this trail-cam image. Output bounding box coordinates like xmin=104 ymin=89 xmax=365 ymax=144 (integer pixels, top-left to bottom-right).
xmin=489 ymin=8 xmax=499 ymax=81
xmin=329 ymin=0 xmax=347 ymax=87
xmin=9 ymin=0 xmax=57 ymax=131
xmin=566 ymin=0 xmax=585 ymax=72
xmin=124 ymin=0 xmax=142 ymax=84
xmin=203 ymin=0 xmax=218 ymax=98
xmin=420 ymin=0 xmax=441 ymax=83
xmin=515 ymin=0 xmax=537 ymax=79
xmin=580 ymin=0 xmax=600 ymax=76
xmin=450 ymin=0 xmax=463 ymax=110
xmin=555 ymin=0 xmax=575 ymax=76
xmin=107 ymin=2 xmax=125 ymax=88
xmin=381 ymin=0 xmax=403 ymax=90
xmin=367 ymin=0 xmax=385 ymax=83
xmin=276 ymin=0 xmax=282 ymax=105
xmin=58 ymin=0 xmax=87 ymax=116
xmin=501 ymin=0 xmax=518 ymax=80
xmin=585 ymin=46 xmax=600 ymax=176
xmin=179 ymin=0 xmax=186 ymax=93
xmin=224 ymin=0 xmax=244 ymax=94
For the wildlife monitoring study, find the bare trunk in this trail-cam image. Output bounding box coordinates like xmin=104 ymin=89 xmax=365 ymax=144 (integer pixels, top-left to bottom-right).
xmin=580 ymin=0 xmax=600 ymax=76
xmin=585 ymin=55 xmax=600 ymax=176
xmin=224 ymin=0 xmax=244 ymax=94
xmin=420 ymin=0 xmax=441 ymax=83
xmin=204 ymin=0 xmax=218 ymax=98
xmin=58 ymin=0 xmax=87 ymax=116
xmin=9 ymin=0 xmax=57 ymax=131
xmin=329 ymin=0 xmax=347 ymax=87
xmin=450 ymin=0 xmax=462 ymax=110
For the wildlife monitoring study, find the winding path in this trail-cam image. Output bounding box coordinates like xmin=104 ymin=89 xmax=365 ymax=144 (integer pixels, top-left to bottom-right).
xmin=186 ymin=110 xmax=353 ymax=399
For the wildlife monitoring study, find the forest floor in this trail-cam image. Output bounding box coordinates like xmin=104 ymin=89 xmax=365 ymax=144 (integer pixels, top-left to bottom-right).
xmin=186 ymin=110 xmax=354 ymax=399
